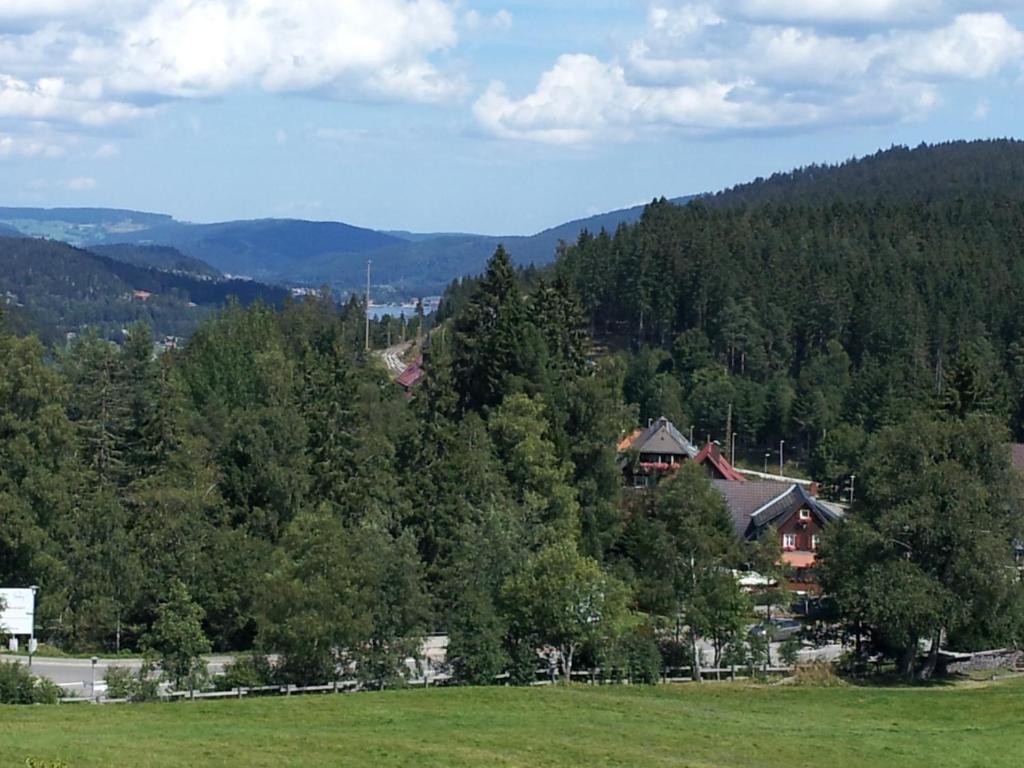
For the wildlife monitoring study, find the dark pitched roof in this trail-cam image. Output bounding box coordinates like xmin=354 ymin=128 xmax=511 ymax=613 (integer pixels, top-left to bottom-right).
xmin=625 ymin=417 xmax=698 ymax=458
xmin=712 ymin=480 xmax=843 ymax=540
xmin=749 ymin=484 xmax=843 ymax=532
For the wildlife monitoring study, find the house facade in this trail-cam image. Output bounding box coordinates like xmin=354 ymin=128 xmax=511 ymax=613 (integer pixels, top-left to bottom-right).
xmin=713 ymin=479 xmax=845 ymax=587
xmin=618 ymin=416 xmax=745 ymax=487
xmin=617 ymin=416 xmax=844 ymax=585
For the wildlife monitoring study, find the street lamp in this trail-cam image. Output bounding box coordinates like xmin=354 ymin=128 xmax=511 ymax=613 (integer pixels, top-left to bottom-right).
xmin=764 ymin=451 xmax=770 ymax=473
xmin=779 ymin=440 xmax=785 ymax=475
xmin=91 ymin=656 xmax=98 ymax=702
xmin=689 ymin=425 xmax=694 ymax=444
xmin=28 ymin=585 xmax=38 ymax=668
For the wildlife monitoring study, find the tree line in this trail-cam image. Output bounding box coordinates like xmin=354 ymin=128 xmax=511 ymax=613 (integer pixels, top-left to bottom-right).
xmin=3 ymin=140 xmax=1024 ymax=685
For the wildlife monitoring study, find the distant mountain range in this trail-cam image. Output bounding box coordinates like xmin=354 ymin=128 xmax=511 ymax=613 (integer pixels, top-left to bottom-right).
xmin=4 ymin=138 xmax=1021 ymax=302
xmin=0 ymin=197 xmax=695 ymax=297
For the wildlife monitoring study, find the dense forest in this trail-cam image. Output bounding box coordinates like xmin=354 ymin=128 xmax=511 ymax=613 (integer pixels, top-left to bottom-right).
xmin=2 ymin=140 xmax=1023 ymax=687
xmin=552 ymin=141 xmax=1024 ymax=497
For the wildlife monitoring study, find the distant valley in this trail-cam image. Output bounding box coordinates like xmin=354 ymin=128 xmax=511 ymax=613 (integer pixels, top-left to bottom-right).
xmin=0 ymin=197 xmax=695 ymax=298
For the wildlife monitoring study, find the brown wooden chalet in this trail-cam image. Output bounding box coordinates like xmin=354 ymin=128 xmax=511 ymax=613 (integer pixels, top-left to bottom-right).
xmin=713 ymin=479 xmax=845 ymax=584
xmin=618 ymin=417 xmax=745 ymax=487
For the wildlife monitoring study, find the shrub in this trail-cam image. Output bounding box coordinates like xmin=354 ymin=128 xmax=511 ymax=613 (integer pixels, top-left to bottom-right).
xmin=779 ymin=637 xmax=802 ymax=667
xmin=619 ymin=624 xmax=662 ymax=684
xmin=215 ymin=654 xmax=275 ymax=690
xmin=792 ymin=661 xmax=845 ymax=687
xmin=0 ymin=661 xmax=60 ymax=704
xmin=103 ymin=662 xmax=160 ymax=702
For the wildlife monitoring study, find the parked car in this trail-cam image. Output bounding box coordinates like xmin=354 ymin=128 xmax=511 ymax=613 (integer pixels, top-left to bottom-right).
xmin=749 ymin=618 xmax=803 ymax=642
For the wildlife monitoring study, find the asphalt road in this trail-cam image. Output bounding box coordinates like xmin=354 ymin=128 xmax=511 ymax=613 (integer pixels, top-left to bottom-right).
xmin=9 ymin=655 xmax=233 ymax=697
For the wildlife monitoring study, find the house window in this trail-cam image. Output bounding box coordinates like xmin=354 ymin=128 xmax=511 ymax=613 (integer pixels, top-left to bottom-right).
xmin=811 ymin=535 xmax=820 ymax=551
xmin=798 ymin=508 xmax=810 ymax=520
xmin=782 ymin=533 xmax=797 ymax=550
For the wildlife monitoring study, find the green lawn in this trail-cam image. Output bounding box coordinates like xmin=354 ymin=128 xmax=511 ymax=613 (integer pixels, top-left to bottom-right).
xmin=3 ymin=680 xmax=1022 ymax=767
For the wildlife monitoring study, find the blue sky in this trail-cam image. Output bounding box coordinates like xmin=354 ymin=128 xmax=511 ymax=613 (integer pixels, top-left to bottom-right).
xmin=1 ymin=1 xmax=1022 ymax=235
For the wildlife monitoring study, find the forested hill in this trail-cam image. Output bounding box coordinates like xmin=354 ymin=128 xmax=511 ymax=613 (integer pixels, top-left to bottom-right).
xmin=707 ymin=139 xmax=1024 ymax=208
xmin=553 ymin=141 xmax=1024 ymax=493
xmin=0 ymin=236 xmax=288 ymax=342
xmin=89 ymin=243 xmax=223 ymax=279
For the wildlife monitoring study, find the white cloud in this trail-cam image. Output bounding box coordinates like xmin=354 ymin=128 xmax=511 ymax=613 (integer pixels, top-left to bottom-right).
xmin=93 ymin=141 xmax=119 ymax=158
xmin=476 ymin=6 xmax=1024 ymax=144
xmin=64 ymin=176 xmax=97 ymax=190
xmin=76 ymin=0 xmax=464 ymax=103
xmin=0 ymin=132 xmax=67 ymax=158
xmin=0 ymin=1 xmax=109 ymax=20
xmin=894 ymin=13 xmax=1024 ymax=79
xmin=463 ymin=8 xmax=512 ymax=31
xmin=0 ymin=0 xmax=467 ymax=149
xmin=974 ymin=97 xmax=991 ymax=119
xmin=728 ymin=0 xmax=943 ymax=25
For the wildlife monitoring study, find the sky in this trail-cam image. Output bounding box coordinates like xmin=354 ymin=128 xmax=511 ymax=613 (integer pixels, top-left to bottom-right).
xmin=0 ymin=0 xmax=1022 ymax=235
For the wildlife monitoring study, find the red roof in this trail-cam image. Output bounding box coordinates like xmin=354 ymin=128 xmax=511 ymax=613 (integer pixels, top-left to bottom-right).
xmin=396 ymin=357 xmax=424 ymax=389
xmin=617 ymin=429 xmax=643 ymax=452
xmin=692 ymin=444 xmax=746 ymax=482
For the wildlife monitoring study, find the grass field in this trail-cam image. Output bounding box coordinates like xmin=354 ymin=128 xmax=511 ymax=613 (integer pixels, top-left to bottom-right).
xmin=3 ymin=679 xmax=1022 ymax=767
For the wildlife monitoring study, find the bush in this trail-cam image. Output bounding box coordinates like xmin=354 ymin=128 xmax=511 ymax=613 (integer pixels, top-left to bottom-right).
xmin=215 ymin=654 xmax=275 ymax=691
xmin=792 ymin=661 xmax=845 ymax=687
xmin=619 ymin=625 xmax=662 ymax=684
xmin=103 ymin=662 xmax=160 ymax=702
xmin=0 ymin=661 xmax=60 ymax=704
xmin=780 ymin=637 xmax=802 ymax=667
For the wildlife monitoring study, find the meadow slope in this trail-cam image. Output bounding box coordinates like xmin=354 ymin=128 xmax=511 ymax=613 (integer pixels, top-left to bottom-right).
xmin=3 ymin=680 xmax=1022 ymax=767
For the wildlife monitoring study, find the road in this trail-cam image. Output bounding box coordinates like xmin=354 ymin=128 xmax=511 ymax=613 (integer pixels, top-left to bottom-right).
xmin=378 ymin=341 xmax=413 ymax=376
xmin=10 ymin=655 xmax=233 ymax=697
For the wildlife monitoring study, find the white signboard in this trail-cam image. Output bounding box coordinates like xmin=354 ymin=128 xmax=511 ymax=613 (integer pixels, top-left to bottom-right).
xmin=0 ymin=588 xmax=35 ymax=636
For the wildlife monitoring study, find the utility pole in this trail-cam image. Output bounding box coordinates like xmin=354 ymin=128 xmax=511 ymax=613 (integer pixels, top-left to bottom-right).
xmin=779 ymin=439 xmax=785 ymax=475
xmin=724 ymin=403 xmax=732 ymax=455
xmin=364 ymin=260 xmax=371 ymax=352
xmin=731 ymin=432 xmax=737 ymax=466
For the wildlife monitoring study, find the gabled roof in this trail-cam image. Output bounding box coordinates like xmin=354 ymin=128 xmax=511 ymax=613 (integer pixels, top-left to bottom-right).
xmin=749 ymin=483 xmax=843 ymax=532
xmin=712 ymin=480 xmax=794 ymax=539
xmin=712 ymin=479 xmax=843 ymax=540
xmin=692 ymin=443 xmax=746 ymax=482
xmin=621 ymin=417 xmax=698 ymax=459
xmin=397 ymin=357 xmax=424 ymax=389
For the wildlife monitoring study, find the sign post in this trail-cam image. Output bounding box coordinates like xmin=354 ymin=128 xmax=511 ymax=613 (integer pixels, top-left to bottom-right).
xmin=0 ymin=587 xmax=36 ymax=634
xmin=1 ymin=587 xmax=38 ymax=664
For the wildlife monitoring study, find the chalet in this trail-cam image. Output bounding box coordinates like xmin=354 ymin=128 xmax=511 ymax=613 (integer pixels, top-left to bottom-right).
xmin=618 ymin=416 xmax=745 ymax=487
xmin=713 ymin=479 xmax=845 ymax=587
xmin=618 ymin=417 xmax=697 ymax=487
